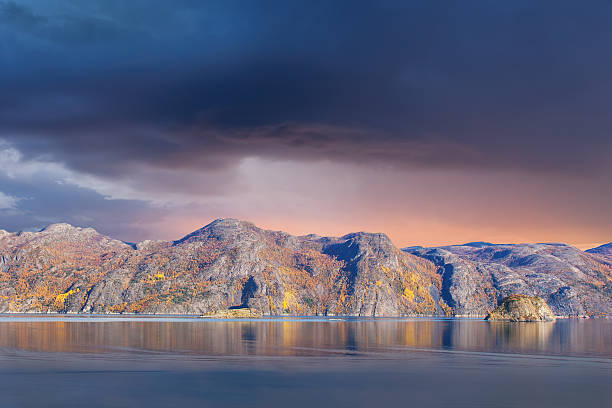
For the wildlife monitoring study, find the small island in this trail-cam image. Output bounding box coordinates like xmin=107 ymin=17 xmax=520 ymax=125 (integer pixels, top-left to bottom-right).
xmin=485 ymin=294 xmax=556 ymax=322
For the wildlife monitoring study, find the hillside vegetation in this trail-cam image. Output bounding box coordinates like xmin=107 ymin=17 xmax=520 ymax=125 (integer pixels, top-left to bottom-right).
xmin=0 ymin=219 xmax=610 ymax=317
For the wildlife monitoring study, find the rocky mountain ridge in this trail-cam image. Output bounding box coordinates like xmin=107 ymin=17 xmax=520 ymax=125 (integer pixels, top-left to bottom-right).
xmin=0 ymin=219 xmax=610 ymax=317
xmin=405 ymin=242 xmax=612 ymax=317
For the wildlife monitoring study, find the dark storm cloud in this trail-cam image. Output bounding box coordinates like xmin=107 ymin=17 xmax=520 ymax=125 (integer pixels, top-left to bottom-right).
xmin=0 ymin=0 xmax=138 ymax=45
xmin=1 ymin=0 xmax=612 ymax=179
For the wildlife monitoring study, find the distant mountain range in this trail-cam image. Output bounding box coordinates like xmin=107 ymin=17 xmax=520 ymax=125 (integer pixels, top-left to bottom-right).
xmin=0 ymin=219 xmax=610 ymax=317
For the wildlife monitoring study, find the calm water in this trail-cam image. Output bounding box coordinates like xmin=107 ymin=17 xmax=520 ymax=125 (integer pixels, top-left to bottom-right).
xmin=0 ymin=316 xmax=610 ymax=407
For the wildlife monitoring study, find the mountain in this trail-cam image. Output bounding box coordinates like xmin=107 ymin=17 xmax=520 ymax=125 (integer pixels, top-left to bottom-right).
xmin=406 ymin=242 xmax=612 ymax=317
xmin=0 ymin=220 xmax=609 ymax=316
xmin=0 ymin=219 xmax=448 ymax=316
xmin=586 ymin=242 xmax=612 ymax=259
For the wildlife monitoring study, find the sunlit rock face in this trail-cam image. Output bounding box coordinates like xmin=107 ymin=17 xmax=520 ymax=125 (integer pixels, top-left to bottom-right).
xmin=485 ymin=295 xmax=556 ymax=322
xmin=0 ymin=223 xmax=133 ymax=313
xmin=407 ymin=243 xmax=612 ymax=317
xmin=0 ymin=219 xmax=449 ymax=316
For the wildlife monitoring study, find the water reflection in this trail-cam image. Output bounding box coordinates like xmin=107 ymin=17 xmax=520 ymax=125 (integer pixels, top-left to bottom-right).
xmin=0 ymin=318 xmax=609 ymax=357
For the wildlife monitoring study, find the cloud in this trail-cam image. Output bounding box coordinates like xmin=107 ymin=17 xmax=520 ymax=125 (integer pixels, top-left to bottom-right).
xmin=0 ymin=1 xmax=610 ymax=244
xmin=0 ymin=191 xmax=18 ymax=209
xmin=0 ymin=0 xmax=148 ymax=45
xmin=0 ymin=140 xmax=173 ymax=240
xmin=1 ymin=1 xmax=611 ymax=181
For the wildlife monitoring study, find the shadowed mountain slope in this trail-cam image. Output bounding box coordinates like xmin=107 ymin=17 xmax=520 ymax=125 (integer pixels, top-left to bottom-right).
xmin=586 ymin=242 xmax=612 ymax=260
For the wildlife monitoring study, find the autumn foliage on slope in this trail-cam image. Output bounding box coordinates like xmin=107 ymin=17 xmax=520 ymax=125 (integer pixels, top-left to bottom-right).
xmin=0 ymin=220 xmax=450 ymax=316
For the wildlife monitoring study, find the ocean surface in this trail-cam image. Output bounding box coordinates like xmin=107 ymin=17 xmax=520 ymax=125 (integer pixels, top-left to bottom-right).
xmin=0 ymin=316 xmax=609 ymax=407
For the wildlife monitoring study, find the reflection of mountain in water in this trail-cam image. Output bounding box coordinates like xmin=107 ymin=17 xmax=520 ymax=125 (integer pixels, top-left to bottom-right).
xmin=0 ymin=318 xmax=609 ymax=358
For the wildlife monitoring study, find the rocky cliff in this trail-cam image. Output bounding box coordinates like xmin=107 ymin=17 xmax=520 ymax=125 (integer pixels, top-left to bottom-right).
xmin=406 ymin=242 xmax=612 ymax=317
xmin=0 ymin=220 xmax=609 ymax=316
xmin=485 ymin=294 xmax=556 ymax=322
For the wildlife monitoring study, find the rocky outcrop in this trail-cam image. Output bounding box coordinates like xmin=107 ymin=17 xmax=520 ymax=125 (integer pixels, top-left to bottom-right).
xmin=0 ymin=220 xmax=609 ymax=317
xmin=485 ymin=294 xmax=555 ymax=322
xmin=406 ymin=243 xmax=612 ymax=317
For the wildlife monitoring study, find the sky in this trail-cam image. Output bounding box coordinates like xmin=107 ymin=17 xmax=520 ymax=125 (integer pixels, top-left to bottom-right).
xmin=0 ymin=0 xmax=611 ymax=249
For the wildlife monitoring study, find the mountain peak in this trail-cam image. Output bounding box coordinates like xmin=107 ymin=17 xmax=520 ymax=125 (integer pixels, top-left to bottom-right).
xmin=338 ymin=232 xmax=395 ymax=250
xmin=39 ymin=223 xmax=95 ymax=234
xmin=175 ymin=218 xmax=261 ymax=244
xmin=342 ymin=231 xmax=391 ymax=241
xmin=205 ymin=218 xmax=255 ymax=229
